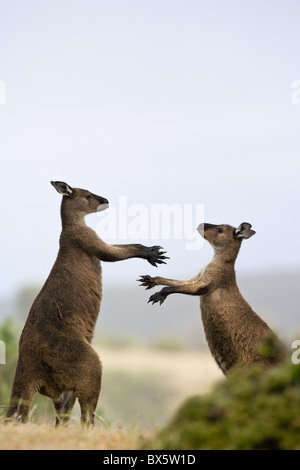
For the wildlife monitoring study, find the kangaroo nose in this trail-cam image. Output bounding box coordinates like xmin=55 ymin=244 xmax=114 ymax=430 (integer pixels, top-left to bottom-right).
xmin=96 ymin=198 xmax=109 ymax=212
xmin=97 ymin=196 xmax=109 ymax=205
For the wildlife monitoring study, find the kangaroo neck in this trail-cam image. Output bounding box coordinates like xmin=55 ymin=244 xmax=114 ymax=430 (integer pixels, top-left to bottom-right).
xmin=60 ymin=203 xmax=86 ymax=229
xmin=213 ymin=241 xmax=241 ymax=268
xmin=212 ymin=246 xmax=239 ymax=266
xmin=207 ymin=251 xmax=238 ymax=288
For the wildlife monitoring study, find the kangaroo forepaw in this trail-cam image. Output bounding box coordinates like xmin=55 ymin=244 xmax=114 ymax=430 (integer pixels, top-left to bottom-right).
xmin=146 ymin=246 xmax=169 ymax=267
xmin=137 ymin=275 xmax=157 ymax=290
xmin=148 ymin=290 xmax=168 ymax=305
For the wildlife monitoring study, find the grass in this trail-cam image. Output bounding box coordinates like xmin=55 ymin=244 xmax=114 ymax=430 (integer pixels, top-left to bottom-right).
xmin=2 ymin=347 xmax=300 ymax=450
xmin=0 ymin=346 xmax=222 ymax=450
xmin=0 ymin=422 xmax=146 ymax=450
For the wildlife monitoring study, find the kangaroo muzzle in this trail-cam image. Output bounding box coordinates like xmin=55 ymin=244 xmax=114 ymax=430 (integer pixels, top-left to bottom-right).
xmin=96 ymin=197 xmax=109 ymax=212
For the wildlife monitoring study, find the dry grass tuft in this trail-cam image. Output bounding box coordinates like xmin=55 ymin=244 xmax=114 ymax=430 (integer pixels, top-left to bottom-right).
xmin=0 ymin=422 xmax=149 ymax=450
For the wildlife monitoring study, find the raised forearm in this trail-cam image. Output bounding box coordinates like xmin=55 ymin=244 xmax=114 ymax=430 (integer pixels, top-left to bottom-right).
xmin=98 ymin=243 xmax=168 ymax=267
xmin=73 ymin=227 xmax=168 ymax=266
xmin=148 ymin=281 xmax=209 ymax=305
xmin=99 ymin=244 xmax=145 ymax=261
xmin=138 ymin=272 xmax=200 ymax=289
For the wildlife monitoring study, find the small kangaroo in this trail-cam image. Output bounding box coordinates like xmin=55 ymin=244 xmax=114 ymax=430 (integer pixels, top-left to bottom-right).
xmin=7 ymin=181 xmax=167 ymax=426
xmin=139 ymin=222 xmax=287 ymax=375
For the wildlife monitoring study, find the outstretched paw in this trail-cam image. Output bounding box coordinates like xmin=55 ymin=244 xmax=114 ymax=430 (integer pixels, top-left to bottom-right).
xmin=146 ymin=246 xmax=169 ymax=267
xmin=137 ymin=275 xmax=157 ymax=290
xmin=148 ymin=290 xmax=168 ymax=305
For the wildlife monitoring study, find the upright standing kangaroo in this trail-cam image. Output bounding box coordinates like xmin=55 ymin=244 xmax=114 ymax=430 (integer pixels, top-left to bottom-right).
xmin=7 ymin=181 xmax=167 ymax=426
xmin=139 ymin=222 xmax=287 ymax=374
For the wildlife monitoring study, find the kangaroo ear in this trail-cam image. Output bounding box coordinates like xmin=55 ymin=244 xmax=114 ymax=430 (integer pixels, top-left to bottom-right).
xmin=51 ymin=181 xmax=74 ymax=197
xmin=234 ymin=222 xmax=256 ymax=239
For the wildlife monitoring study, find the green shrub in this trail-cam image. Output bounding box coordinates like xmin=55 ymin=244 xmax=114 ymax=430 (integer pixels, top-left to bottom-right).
xmin=151 ymin=357 xmax=300 ymax=450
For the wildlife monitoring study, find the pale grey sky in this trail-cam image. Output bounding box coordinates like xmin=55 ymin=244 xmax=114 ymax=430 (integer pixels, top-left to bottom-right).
xmin=1 ymin=0 xmax=300 ymax=298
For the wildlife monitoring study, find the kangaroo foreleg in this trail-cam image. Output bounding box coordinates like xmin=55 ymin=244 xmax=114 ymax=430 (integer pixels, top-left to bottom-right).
xmin=74 ymin=227 xmax=169 ymax=267
xmin=148 ymin=282 xmax=209 ymax=305
xmin=99 ymin=244 xmax=168 ymax=267
xmin=138 ymin=273 xmax=200 ymax=290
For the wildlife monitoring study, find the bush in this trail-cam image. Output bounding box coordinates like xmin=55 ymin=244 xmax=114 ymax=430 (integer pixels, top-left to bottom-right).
xmin=151 ymin=357 xmax=300 ymax=450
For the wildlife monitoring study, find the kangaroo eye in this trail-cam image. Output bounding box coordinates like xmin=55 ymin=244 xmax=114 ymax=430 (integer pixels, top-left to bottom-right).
xmin=216 ymin=227 xmax=223 ymax=234
xmin=86 ymin=195 xmax=92 ymax=201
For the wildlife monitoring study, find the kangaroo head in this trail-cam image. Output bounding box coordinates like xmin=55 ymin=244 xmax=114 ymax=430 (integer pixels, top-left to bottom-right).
xmin=51 ymin=181 xmax=109 ymax=218
xmin=197 ymin=222 xmax=255 ymax=258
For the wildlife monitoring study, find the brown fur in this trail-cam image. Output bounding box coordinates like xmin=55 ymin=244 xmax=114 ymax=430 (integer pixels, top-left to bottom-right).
xmin=139 ymin=222 xmax=288 ymax=375
xmin=7 ymin=181 xmax=167 ymax=426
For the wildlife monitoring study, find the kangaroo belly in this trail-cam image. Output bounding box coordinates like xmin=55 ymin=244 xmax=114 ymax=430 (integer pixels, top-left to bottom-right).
xmin=200 ymin=291 xmax=275 ymax=373
xmin=200 ymin=300 xmax=238 ymax=373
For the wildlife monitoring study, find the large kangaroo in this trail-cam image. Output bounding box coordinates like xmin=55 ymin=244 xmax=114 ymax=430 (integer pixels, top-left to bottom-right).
xmin=139 ymin=222 xmax=287 ymax=374
xmin=7 ymin=181 xmax=167 ymax=426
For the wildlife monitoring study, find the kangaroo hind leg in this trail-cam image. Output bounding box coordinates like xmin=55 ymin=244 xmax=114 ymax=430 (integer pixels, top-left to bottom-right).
xmin=53 ymin=391 xmax=76 ymax=426
xmin=6 ymin=378 xmax=38 ymax=423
